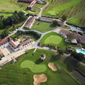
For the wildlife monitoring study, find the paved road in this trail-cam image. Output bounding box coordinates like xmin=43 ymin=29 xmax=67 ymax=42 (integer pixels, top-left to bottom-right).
xmin=38 ymin=1 xmax=49 ymax=18
xmin=64 ymin=18 xmax=83 ymax=33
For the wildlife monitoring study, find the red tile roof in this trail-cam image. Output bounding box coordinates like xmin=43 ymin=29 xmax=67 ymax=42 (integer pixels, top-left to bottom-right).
xmin=60 ymin=29 xmax=85 ymax=41
xmin=41 ymin=54 xmax=46 ymax=58
xmin=28 ymin=0 xmax=36 ymax=8
xmin=0 ymin=39 xmax=8 ymax=45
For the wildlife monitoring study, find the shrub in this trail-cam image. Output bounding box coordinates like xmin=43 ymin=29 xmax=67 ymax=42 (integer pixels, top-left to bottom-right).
xmin=78 ymin=32 xmax=83 ymax=35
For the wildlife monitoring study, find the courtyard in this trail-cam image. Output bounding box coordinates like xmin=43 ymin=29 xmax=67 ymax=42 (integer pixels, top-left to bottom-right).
xmin=31 ymin=21 xmax=57 ymax=32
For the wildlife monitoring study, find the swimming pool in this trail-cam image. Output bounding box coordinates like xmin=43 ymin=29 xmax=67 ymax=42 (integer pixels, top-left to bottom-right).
xmin=77 ymin=50 xmax=85 ymax=55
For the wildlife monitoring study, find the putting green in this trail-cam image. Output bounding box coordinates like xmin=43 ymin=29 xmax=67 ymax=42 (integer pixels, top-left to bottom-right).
xmin=44 ymin=34 xmax=62 ymax=45
xmin=20 ymin=60 xmax=46 ymax=73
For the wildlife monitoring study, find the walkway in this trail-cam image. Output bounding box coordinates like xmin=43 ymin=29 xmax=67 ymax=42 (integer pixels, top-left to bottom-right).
xmin=38 ymin=1 xmax=49 ymax=18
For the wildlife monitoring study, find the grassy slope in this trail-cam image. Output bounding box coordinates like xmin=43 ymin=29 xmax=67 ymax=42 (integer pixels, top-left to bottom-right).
xmin=40 ymin=32 xmax=78 ymax=49
xmin=43 ymin=0 xmax=85 ymax=27
xmin=43 ymin=0 xmax=82 ymax=16
xmin=0 ymin=0 xmax=29 ymax=12
xmin=31 ymin=21 xmax=57 ymax=32
xmin=20 ymin=60 xmax=46 ymax=73
xmin=0 ymin=49 xmax=81 ymax=85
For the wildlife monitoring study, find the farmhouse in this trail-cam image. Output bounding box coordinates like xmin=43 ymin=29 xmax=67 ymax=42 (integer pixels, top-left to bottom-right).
xmin=24 ymin=16 xmax=35 ymax=28
xmin=40 ymin=17 xmax=63 ymax=26
xmin=40 ymin=17 xmax=54 ymax=22
xmin=59 ymin=29 xmax=85 ymax=44
xmin=0 ymin=37 xmax=33 ymax=52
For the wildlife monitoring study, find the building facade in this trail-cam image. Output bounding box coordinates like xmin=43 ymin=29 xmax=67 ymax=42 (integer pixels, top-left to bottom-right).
xmin=0 ymin=37 xmax=33 ymax=52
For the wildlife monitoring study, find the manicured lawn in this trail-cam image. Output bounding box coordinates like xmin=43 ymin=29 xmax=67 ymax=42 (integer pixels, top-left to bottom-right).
xmin=0 ymin=49 xmax=81 ymax=85
xmin=31 ymin=21 xmax=57 ymax=32
xmin=20 ymin=60 xmax=46 ymax=73
xmin=44 ymin=35 xmax=62 ymax=45
xmin=40 ymin=32 xmax=78 ymax=49
xmin=62 ymin=25 xmax=70 ymax=29
xmin=68 ymin=17 xmax=80 ymax=25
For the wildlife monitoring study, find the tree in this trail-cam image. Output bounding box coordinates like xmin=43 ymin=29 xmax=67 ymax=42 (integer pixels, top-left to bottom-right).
xmin=57 ymin=49 xmax=64 ymax=55
xmin=0 ymin=21 xmax=4 ymax=29
xmin=67 ymin=34 xmax=73 ymax=41
xmin=12 ymin=24 xmax=16 ymax=30
xmin=53 ymin=20 xmax=58 ymax=26
xmin=1 ymin=29 xmax=9 ymax=38
xmin=61 ymin=15 xmax=67 ymax=21
xmin=76 ymin=53 xmax=84 ymax=61
xmin=71 ymin=51 xmax=84 ymax=61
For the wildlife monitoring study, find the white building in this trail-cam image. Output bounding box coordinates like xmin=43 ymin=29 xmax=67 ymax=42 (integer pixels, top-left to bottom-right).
xmin=24 ymin=16 xmax=35 ymax=28
xmin=0 ymin=37 xmax=33 ymax=52
xmin=40 ymin=54 xmax=46 ymax=60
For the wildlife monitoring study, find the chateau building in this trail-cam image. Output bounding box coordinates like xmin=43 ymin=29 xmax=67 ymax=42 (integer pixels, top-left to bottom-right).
xmin=0 ymin=37 xmax=33 ymax=52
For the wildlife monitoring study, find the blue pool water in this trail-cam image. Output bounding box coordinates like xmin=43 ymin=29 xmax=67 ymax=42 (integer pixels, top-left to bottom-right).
xmin=77 ymin=50 xmax=85 ymax=55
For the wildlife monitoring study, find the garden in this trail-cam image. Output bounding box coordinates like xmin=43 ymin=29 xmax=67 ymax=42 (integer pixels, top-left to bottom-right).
xmin=0 ymin=49 xmax=83 ymax=85
xmin=10 ymin=30 xmax=41 ymax=41
xmin=31 ymin=21 xmax=57 ymax=32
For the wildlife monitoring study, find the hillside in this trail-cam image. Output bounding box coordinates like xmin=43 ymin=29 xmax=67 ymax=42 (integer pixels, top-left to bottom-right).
xmin=42 ymin=0 xmax=85 ymax=27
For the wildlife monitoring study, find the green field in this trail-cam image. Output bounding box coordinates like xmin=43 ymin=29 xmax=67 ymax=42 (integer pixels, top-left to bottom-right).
xmin=43 ymin=0 xmax=85 ymax=27
xmin=31 ymin=21 xmax=57 ymax=32
xmin=0 ymin=49 xmax=82 ymax=85
xmin=40 ymin=32 xmax=78 ymax=49
xmin=68 ymin=18 xmax=80 ymax=26
xmin=0 ymin=0 xmax=29 ymax=12
xmin=20 ymin=60 xmax=46 ymax=73
xmin=44 ymin=35 xmax=62 ymax=45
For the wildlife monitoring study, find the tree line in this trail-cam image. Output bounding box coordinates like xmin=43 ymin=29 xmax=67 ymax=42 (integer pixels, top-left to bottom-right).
xmin=0 ymin=11 xmax=27 ymax=38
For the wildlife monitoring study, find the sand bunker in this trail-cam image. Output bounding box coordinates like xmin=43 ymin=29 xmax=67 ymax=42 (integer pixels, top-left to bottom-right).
xmin=48 ymin=63 xmax=57 ymax=71
xmin=33 ymin=74 xmax=47 ymax=85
